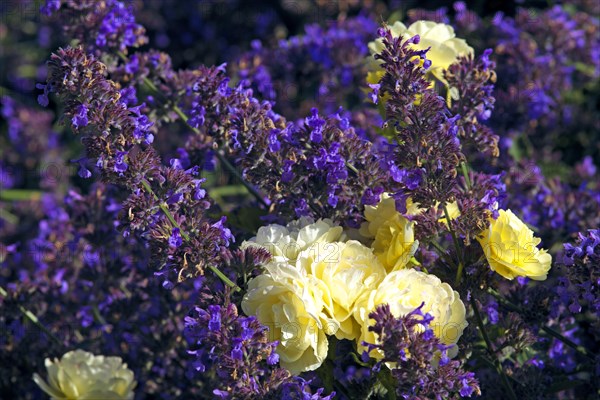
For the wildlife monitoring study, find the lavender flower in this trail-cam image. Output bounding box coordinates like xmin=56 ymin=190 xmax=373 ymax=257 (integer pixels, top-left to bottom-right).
xmin=40 ymin=0 xmax=147 ymax=55
xmin=185 ymin=304 xmax=289 ymax=398
xmin=0 ymin=96 xmax=63 ymax=190
xmin=234 ymin=16 xmax=378 ymax=118
xmin=184 ymin=66 xmax=392 ymax=227
xmin=1 ymin=184 xmax=205 ymax=398
xmin=364 ymin=304 xmax=480 ymax=399
xmin=444 ymin=50 xmax=499 ymax=158
xmin=558 ymin=230 xmax=600 ymax=316
xmin=42 ymin=46 xmax=233 ymax=284
xmin=184 ymin=298 xmax=334 ymax=399
xmin=374 ymin=27 xmax=464 ymax=210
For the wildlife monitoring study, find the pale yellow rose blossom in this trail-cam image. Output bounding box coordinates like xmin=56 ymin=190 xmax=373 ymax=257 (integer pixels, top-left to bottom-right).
xmin=241 ymin=261 xmax=338 ymax=374
xmin=33 ymin=350 xmax=136 ymax=400
xmin=299 ymin=240 xmax=387 ymax=340
xmin=477 ymin=209 xmax=552 ymax=280
xmin=242 ymin=217 xmax=344 ymax=262
xmin=354 ymin=268 xmax=467 ymax=359
xmin=359 ymin=193 xmax=419 ymax=271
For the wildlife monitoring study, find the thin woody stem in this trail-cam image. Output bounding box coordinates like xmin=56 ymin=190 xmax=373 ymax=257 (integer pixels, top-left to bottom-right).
xmin=470 ymin=296 xmax=518 ymax=400
xmin=0 ymin=285 xmax=66 ymax=348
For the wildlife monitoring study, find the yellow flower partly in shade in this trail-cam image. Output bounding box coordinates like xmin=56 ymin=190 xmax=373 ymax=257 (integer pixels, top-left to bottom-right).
xmin=437 ymin=201 xmax=461 ymax=227
xmin=368 ymin=20 xmax=473 ymax=85
xmin=299 ymin=240 xmax=387 ymax=340
xmin=242 ymin=217 xmax=344 ymax=263
xmin=476 ymin=209 xmax=552 ymax=281
xmin=33 ymin=350 xmax=136 ymax=400
xmin=241 ymin=262 xmax=338 ymax=374
xmin=359 ymin=193 xmax=419 ymax=271
xmin=353 ymin=269 xmax=467 ymax=359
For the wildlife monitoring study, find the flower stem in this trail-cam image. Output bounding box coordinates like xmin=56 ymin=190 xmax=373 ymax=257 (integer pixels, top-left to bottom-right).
xmin=140 ymin=178 xmax=191 ymax=241
xmin=115 ymin=52 xmax=241 ymax=290
xmin=141 ymin=164 xmax=239 ymax=292
xmin=429 ymin=240 xmax=454 ymax=267
xmin=207 ymin=265 xmax=239 ymax=291
xmin=455 ymin=261 xmax=464 ymax=287
xmin=541 ymin=326 xmax=594 ymax=360
xmin=443 ymin=204 xmax=465 ymax=285
xmin=470 ymin=296 xmax=518 ymax=400
xmin=0 ymin=285 xmax=66 ymax=348
xmin=460 ymin=161 xmax=471 ymax=189
xmin=487 ymin=288 xmax=595 ymax=360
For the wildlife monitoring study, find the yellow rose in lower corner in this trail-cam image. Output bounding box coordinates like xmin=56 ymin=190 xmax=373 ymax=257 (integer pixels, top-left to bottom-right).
xmin=477 ymin=209 xmax=552 ymax=280
xmin=360 ymin=193 xmax=419 ymax=271
xmin=33 ymin=350 xmax=136 ymax=400
xmin=299 ymin=240 xmax=387 ymax=340
xmin=353 ymin=269 xmax=467 ymax=359
xmin=241 ymin=262 xmax=337 ymax=374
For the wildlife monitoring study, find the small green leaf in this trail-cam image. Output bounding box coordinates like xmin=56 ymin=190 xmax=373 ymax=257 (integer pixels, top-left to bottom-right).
xmin=0 ymin=189 xmax=43 ymax=201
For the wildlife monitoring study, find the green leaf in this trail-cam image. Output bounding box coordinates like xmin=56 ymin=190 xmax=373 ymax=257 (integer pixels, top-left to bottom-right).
xmin=0 ymin=189 xmax=43 ymax=201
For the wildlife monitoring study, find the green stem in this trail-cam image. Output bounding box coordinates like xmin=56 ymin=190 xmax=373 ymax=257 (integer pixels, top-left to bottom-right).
xmin=430 ymin=240 xmax=447 ymax=254
xmin=429 ymin=240 xmax=455 ymax=267
xmin=171 ymin=99 xmax=269 ymax=209
xmin=541 ymin=326 xmax=593 ymax=359
xmin=345 ymin=161 xmax=359 ymax=175
xmin=443 ymin=204 xmax=465 ymax=285
xmin=0 ymin=285 xmax=65 ymax=348
xmin=207 ymin=265 xmax=239 ymax=291
xmin=455 ymin=262 xmax=464 ymax=287
xmin=488 ymin=289 xmax=595 ymax=360
xmin=460 ymin=162 xmax=472 ymax=189
xmin=141 ymin=176 xmax=240 ymax=291
xmin=140 ymin=178 xmax=191 ymax=241
xmin=470 ymin=296 xmax=518 ymax=400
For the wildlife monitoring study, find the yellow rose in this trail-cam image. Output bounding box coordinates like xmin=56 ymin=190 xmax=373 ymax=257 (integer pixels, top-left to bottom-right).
xmin=368 ymin=20 xmax=473 ymax=84
xmin=477 ymin=209 xmax=552 ymax=280
xmin=242 ymin=217 xmax=344 ymax=262
xmin=241 ymin=262 xmax=337 ymax=374
xmin=359 ymin=193 xmax=419 ymax=271
xmin=354 ymin=269 xmax=467 ymax=358
xmin=33 ymin=350 xmax=136 ymax=400
xmin=299 ymin=240 xmax=387 ymax=340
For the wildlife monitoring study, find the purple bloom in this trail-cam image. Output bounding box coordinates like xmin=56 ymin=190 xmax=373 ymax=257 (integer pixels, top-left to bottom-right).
xmin=72 ymin=104 xmax=89 ymax=128
xmin=168 ymin=228 xmax=183 ymax=248
xmin=368 ymin=83 xmax=380 ymax=104
xmin=184 ymin=302 xmax=295 ymax=397
xmin=40 ymin=0 xmax=61 ymax=16
xmin=114 ymin=151 xmax=128 ymax=173
xmin=212 ymin=217 xmax=235 ymax=247
xmin=281 ymin=160 xmax=295 ymax=183
xmin=208 ymin=305 xmax=222 ymax=332
xmin=72 ymin=157 xmax=92 ymax=179
xmin=306 ymin=108 xmax=325 ymax=143
xmin=363 ymin=304 xmax=480 ymax=398
xmin=361 ymin=186 xmax=384 ymax=206
xmin=268 ymin=129 xmax=281 ymax=152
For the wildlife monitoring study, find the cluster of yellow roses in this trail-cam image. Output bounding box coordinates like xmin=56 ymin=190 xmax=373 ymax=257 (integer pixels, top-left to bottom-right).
xmin=242 ymin=193 xmax=552 ymax=374
xmin=241 ymin=195 xmax=468 ymax=374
